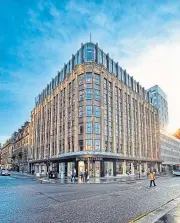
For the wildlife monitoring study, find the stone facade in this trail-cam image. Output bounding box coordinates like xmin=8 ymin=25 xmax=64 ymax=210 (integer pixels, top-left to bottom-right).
xmin=11 ymin=121 xmax=30 ymax=172
xmin=30 ymin=58 xmax=161 ymax=177
xmin=0 ymin=139 xmax=13 ymax=170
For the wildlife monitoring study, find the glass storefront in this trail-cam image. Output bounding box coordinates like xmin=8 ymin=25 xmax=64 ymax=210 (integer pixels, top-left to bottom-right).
xmin=89 ymin=161 xmax=101 ymax=177
xmin=104 ymin=161 xmax=113 ymax=176
xmin=126 ymin=161 xmax=131 ymax=174
xmin=116 ymin=161 xmax=123 ymax=176
xmin=67 ymin=162 xmax=75 ymax=177
xmin=59 ymin=163 xmax=65 ymax=178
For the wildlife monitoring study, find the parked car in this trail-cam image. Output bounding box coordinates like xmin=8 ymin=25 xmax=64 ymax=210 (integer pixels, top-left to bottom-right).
xmin=0 ymin=169 xmax=11 ymax=176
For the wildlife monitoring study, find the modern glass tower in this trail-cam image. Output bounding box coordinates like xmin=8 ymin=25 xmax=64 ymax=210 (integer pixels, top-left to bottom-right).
xmin=30 ymin=42 xmax=161 ymax=178
xmin=148 ymin=85 xmax=168 ymax=131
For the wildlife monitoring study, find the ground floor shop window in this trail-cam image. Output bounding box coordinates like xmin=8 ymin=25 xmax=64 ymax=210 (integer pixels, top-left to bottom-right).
xmin=89 ymin=161 xmax=101 ymax=177
xmin=116 ymin=161 xmax=123 ymax=175
xmin=59 ymin=163 xmax=65 ymax=178
xmin=104 ymin=161 xmax=113 ymax=176
xmin=67 ymin=162 xmax=75 ymax=177
xmin=126 ymin=161 xmax=131 ymax=174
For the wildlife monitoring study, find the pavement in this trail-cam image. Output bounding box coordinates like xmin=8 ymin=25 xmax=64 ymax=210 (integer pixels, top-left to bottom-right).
xmin=10 ymin=171 xmax=168 ymax=184
xmin=156 ymin=204 xmax=180 ymax=222
xmin=1 ymin=172 xmax=180 ymax=223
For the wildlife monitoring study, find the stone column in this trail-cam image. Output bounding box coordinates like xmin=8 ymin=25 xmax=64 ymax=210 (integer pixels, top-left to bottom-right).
xmin=131 ymin=162 xmax=134 ymax=175
xmin=123 ymin=160 xmax=126 ymax=176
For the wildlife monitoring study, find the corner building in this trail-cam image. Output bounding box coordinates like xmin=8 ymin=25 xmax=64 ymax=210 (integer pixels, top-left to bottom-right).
xmin=30 ymin=42 xmax=161 ymax=177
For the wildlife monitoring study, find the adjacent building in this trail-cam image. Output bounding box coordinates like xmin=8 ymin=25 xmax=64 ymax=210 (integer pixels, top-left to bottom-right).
xmin=148 ymin=85 xmax=168 ymax=131
xmin=30 ymin=42 xmax=161 ymax=178
xmin=1 ymin=139 xmax=13 ymax=170
xmin=12 ymin=121 xmax=30 ymax=172
xmin=160 ymin=131 xmax=180 ymax=172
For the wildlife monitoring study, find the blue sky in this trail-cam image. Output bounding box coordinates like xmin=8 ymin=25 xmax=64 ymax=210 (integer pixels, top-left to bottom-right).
xmin=1 ymin=0 xmax=180 ymax=143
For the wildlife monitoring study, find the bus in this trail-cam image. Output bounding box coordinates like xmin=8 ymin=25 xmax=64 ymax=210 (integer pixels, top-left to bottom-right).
xmin=172 ymin=164 xmax=180 ymax=176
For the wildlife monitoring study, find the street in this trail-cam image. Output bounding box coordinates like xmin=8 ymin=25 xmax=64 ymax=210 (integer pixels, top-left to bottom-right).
xmin=1 ymin=174 xmax=180 ymax=223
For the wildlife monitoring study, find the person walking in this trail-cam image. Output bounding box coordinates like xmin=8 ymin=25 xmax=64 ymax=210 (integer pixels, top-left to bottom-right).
xmin=84 ymin=169 xmax=88 ymax=182
xmin=149 ymin=171 xmax=156 ymax=187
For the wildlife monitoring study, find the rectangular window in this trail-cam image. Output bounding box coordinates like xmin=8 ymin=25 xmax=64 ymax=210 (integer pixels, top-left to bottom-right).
xmin=86 ymin=122 xmax=92 ymax=133
xmin=79 ymin=140 xmax=83 ymax=151
xmin=94 ymin=73 xmax=100 ymax=85
xmin=86 ymin=105 xmax=92 ymax=116
xmin=79 ymin=90 xmax=84 ymax=101
xmin=86 ymin=140 xmax=92 ymax=151
xmin=109 ymin=58 xmax=113 ymax=73
xmin=79 ymin=124 xmax=84 ymax=134
xmin=95 ymin=123 xmax=100 ymax=134
xmin=79 ymin=106 xmax=83 ymax=117
xmin=94 ymin=140 xmax=100 ymax=151
xmin=79 ymin=74 xmax=84 ymax=85
xmin=94 ymin=106 xmax=100 ymax=117
xmin=94 ymin=89 xmax=100 ymax=101
xmin=86 ymin=88 xmax=92 ymax=99
xmin=86 ymin=73 xmax=92 ymax=83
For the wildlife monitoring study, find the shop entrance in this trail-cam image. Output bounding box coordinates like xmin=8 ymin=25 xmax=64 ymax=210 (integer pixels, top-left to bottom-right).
xmin=78 ymin=160 xmax=101 ymax=177
xmin=89 ymin=161 xmax=101 ymax=177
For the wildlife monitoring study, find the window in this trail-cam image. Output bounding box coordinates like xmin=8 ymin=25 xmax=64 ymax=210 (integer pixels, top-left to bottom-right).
xmin=84 ymin=43 xmax=95 ymax=62
xmin=86 ymin=105 xmax=92 ymax=116
xmin=86 ymin=73 xmax=92 ymax=83
xmin=94 ymin=89 xmax=100 ymax=100
xmin=79 ymin=90 xmax=84 ymax=101
xmin=79 ymin=74 xmax=84 ymax=85
xmin=86 ymin=122 xmax=92 ymax=133
xmin=79 ymin=124 xmax=84 ymax=134
xmin=86 ymin=140 xmax=92 ymax=150
xmin=86 ymin=88 xmax=92 ymax=99
xmin=79 ymin=106 xmax=83 ymax=117
xmin=95 ymin=123 xmax=100 ymax=134
xmin=79 ymin=140 xmax=83 ymax=151
xmin=94 ymin=140 xmax=100 ymax=151
xmin=94 ymin=74 xmax=100 ymax=85
xmin=94 ymin=106 xmax=100 ymax=117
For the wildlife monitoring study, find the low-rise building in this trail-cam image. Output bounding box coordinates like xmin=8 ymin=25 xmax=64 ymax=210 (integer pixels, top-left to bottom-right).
xmin=160 ymin=131 xmax=180 ymax=172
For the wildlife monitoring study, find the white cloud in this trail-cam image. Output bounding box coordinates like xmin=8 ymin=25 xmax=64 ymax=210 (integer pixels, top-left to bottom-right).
xmin=120 ymin=32 xmax=180 ymax=132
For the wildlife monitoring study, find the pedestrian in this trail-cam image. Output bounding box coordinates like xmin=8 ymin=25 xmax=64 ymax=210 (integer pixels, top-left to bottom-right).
xmin=80 ymin=169 xmax=84 ymax=182
xmin=149 ymin=171 xmax=156 ymax=187
xmin=84 ymin=169 xmax=88 ymax=182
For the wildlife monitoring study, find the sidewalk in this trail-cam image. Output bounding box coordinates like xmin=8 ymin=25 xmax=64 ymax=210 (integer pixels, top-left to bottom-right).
xmin=155 ymin=204 xmax=180 ymax=223
xmin=39 ymin=175 xmax=155 ymax=184
xmin=11 ymin=171 xmax=169 ymax=184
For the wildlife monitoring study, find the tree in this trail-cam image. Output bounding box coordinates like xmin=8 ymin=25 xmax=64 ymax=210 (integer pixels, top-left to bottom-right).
xmin=173 ymin=129 xmax=180 ymax=139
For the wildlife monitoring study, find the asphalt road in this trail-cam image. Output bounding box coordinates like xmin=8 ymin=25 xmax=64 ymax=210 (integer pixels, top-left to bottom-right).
xmin=1 ymin=174 xmax=180 ymax=223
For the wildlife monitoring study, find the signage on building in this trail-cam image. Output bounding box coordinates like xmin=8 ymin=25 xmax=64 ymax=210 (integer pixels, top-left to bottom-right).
xmin=76 ymin=157 xmax=102 ymax=161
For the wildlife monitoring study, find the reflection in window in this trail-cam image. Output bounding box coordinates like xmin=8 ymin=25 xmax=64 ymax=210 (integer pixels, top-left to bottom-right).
xmin=86 ymin=88 xmax=92 ymax=99
xmin=94 ymin=74 xmax=100 ymax=85
xmin=86 ymin=105 xmax=92 ymax=116
xmin=109 ymin=58 xmax=113 ymax=73
xmin=86 ymin=122 xmax=92 ymax=133
xmin=95 ymin=123 xmax=100 ymax=134
xmin=79 ymin=74 xmax=84 ymax=85
xmin=86 ymin=73 xmax=92 ymax=83
xmin=84 ymin=43 xmax=95 ymax=62
xmin=94 ymin=106 xmax=100 ymax=117
xmin=98 ymin=49 xmax=103 ymax=64
xmin=94 ymin=140 xmax=100 ymax=151
xmin=79 ymin=106 xmax=83 ymax=117
xmin=94 ymin=89 xmax=100 ymax=100
xmin=86 ymin=140 xmax=92 ymax=150
xmin=79 ymin=90 xmax=84 ymax=101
